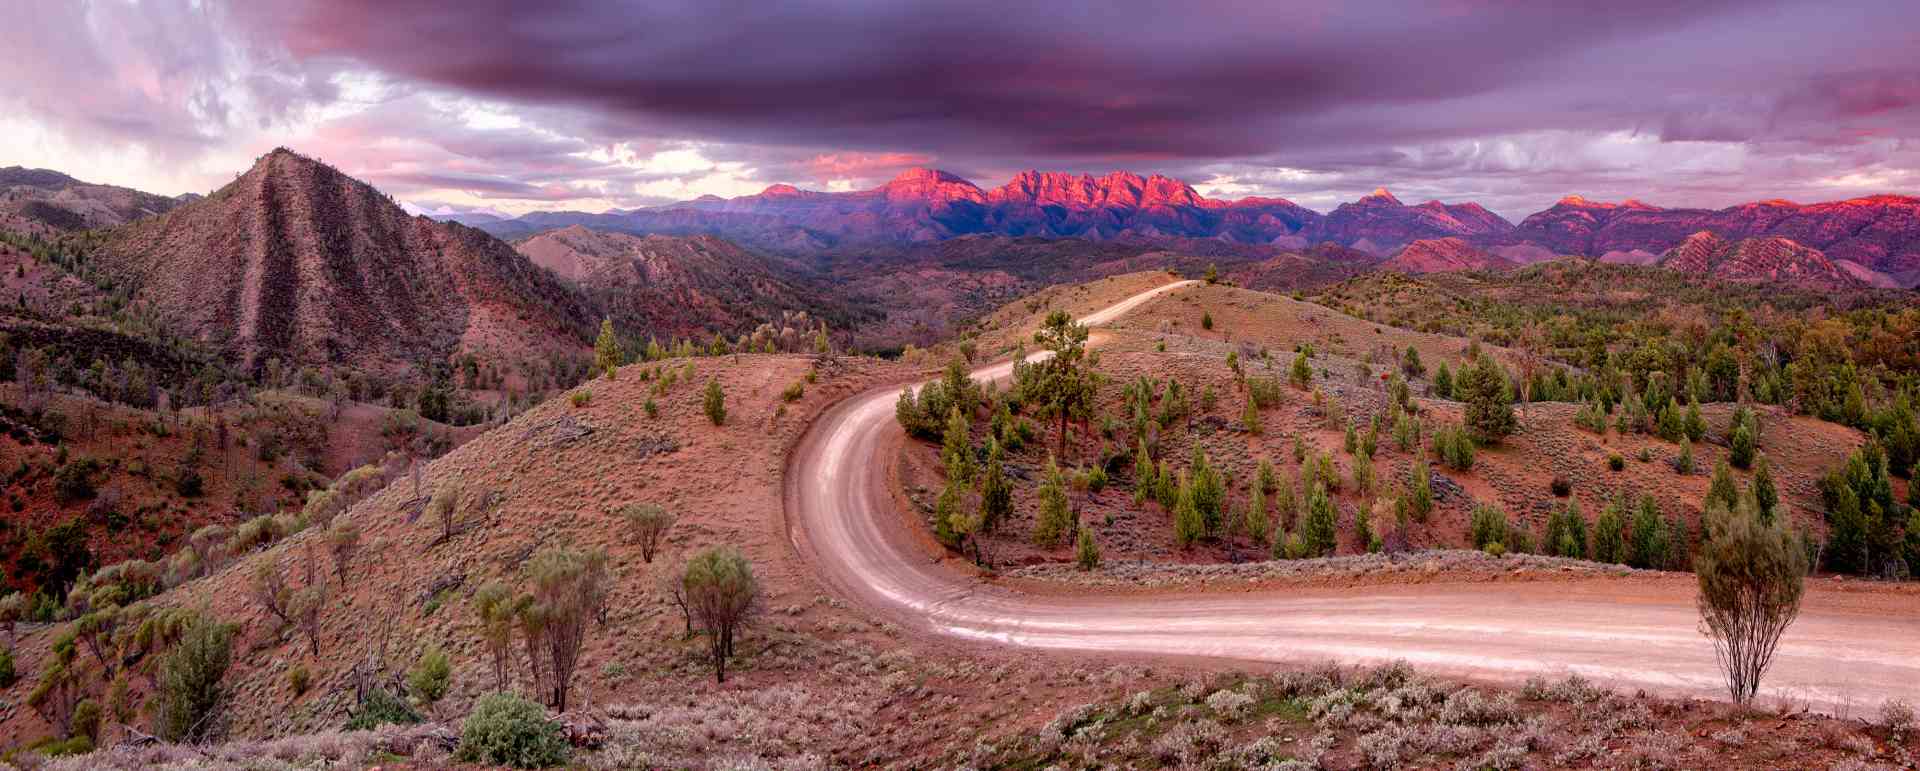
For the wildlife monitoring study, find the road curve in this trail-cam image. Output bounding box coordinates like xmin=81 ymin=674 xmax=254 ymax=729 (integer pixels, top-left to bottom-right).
xmin=784 ymin=279 xmax=1920 ymax=711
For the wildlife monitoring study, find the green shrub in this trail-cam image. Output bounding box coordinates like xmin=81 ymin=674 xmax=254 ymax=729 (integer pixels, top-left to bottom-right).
xmin=569 ymin=389 xmax=591 ymax=408
xmin=1433 ymin=423 xmax=1476 ymax=471
xmin=1468 ymin=504 xmax=1509 ymax=551
xmin=288 ymin=663 xmax=310 ymax=696
xmin=1406 ymin=462 xmax=1434 ymax=523
xmin=71 ymin=698 xmax=101 ymax=743
xmin=0 ymin=646 xmax=14 ymax=687
xmin=1607 ymin=453 xmax=1625 ymax=472
xmin=345 ymin=686 xmax=422 ymax=730
xmin=409 ymin=646 xmax=452 ymax=707
xmin=154 ymin=617 xmax=234 ymax=743
xmin=703 ymin=379 xmax=727 ymax=425
xmin=455 ymin=691 xmax=570 ymax=769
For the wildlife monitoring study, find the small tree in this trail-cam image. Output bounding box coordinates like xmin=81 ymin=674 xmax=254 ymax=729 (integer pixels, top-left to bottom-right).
xmin=978 ymin=439 xmax=1012 ymax=532
xmin=1301 ymin=483 xmax=1337 ymax=557
xmin=430 ymin=484 xmax=463 ymax=545
xmin=1075 ymin=527 xmax=1101 ymax=570
xmin=1024 ymin=311 xmax=1094 ymax=460
xmin=1033 ymin=457 xmax=1072 ymax=548
xmin=682 ymin=546 xmax=760 ymax=683
xmin=1456 ymin=356 xmax=1515 ymax=443
xmin=327 ymin=519 xmax=361 ymax=585
xmin=291 ymin=584 xmax=327 ymax=655
xmin=472 ymin=581 xmax=517 ymax=692
xmin=594 ymin=319 xmax=622 ymax=380
xmin=251 ymin=560 xmax=292 ymax=626
xmin=703 ymin=379 xmax=727 ymax=425
xmin=1172 ymin=472 xmax=1204 ymax=549
xmin=1245 ymin=484 xmax=1270 ymax=546
xmin=154 ymin=616 xmax=234 ymax=743
xmin=1289 ymin=350 xmax=1312 ymax=389
xmin=1729 ymin=422 xmax=1756 ymax=469
xmin=1696 ymin=499 xmax=1806 ymax=705
xmin=455 ymin=691 xmax=570 ymax=768
xmin=526 ymin=547 xmax=610 ymax=710
xmin=617 ymin=504 xmax=675 ymax=563
xmin=1407 ymin=462 xmax=1434 ymax=522
xmin=1751 ymin=454 xmax=1779 ymax=521
xmin=1401 ymin=345 xmax=1426 ymax=378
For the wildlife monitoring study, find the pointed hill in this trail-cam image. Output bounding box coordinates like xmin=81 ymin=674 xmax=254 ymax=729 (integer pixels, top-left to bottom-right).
xmin=95 ymin=148 xmax=596 ymax=372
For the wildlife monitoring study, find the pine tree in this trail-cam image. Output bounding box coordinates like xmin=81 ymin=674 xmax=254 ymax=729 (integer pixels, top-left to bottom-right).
xmin=1242 ymin=397 xmax=1261 ymax=435
xmin=1751 ymin=454 xmax=1778 ymax=522
xmin=1707 ymin=460 xmax=1739 ymax=512
xmin=1132 ymin=438 xmax=1155 ymax=505
xmin=1274 ymin=474 xmax=1298 ymax=531
xmin=933 ymin=480 xmax=962 ymax=547
xmin=1674 ymin=438 xmax=1694 ymax=474
xmin=1683 ymin=398 xmax=1706 ymax=442
xmin=1173 ymin=472 xmax=1205 ymax=549
xmin=1402 ymin=345 xmax=1426 ymax=378
xmin=1630 ymin=495 xmax=1667 ymax=569
xmin=1407 ymin=461 xmax=1434 ymax=522
xmin=1245 ymin=484 xmax=1269 ymax=546
xmin=1290 ymin=350 xmax=1312 ymax=389
xmin=1033 ymin=457 xmax=1071 ymax=548
xmin=941 ymin=408 xmax=974 ymax=483
xmin=1301 ymin=483 xmax=1337 ymax=557
xmin=1433 ymin=363 xmax=1454 ymax=399
xmin=1593 ymin=496 xmax=1626 ymax=564
xmin=1456 ymin=356 xmax=1516 ymax=443
xmin=703 ymin=380 xmax=727 ymax=426
xmin=1190 ymin=448 xmax=1225 ymax=536
xmin=594 ymin=319 xmax=622 ymax=380
xmin=1257 ymin=457 xmax=1278 ymax=494
xmin=978 ymin=439 xmax=1012 ymax=532
xmin=1729 ymin=422 xmax=1756 ymax=469
xmin=1075 ymin=526 xmax=1101 ymax=570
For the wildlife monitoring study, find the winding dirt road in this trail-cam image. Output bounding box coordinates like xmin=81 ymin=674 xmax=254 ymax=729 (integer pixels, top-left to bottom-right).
xmin=785 ymin=279 xmax=1920 ymax=711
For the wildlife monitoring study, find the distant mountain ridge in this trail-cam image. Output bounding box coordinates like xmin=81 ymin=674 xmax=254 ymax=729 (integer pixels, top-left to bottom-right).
xmin=0 ymin=165 xmax=189 ymax=236
xmin=459 ymin=170 xmax=1920 ymax=287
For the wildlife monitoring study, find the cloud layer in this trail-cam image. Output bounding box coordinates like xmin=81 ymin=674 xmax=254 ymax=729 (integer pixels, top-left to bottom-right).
xmin=3 ymin=0 xmax=1918 ymax=217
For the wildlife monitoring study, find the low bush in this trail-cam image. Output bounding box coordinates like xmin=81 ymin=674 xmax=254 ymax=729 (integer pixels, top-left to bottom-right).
xmin=455 ymin=691 xmax=570 ymax=768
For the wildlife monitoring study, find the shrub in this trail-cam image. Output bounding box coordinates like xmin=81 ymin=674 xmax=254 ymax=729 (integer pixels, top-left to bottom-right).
xmin=682 ymin=546 xmax=760 ymax=683
xmin=1433 ymin=423 xmax=1475 ymax=471
xmin=616 ymin=503 xmax=675 ymax=563
xmin=569 ymin=389 xmax=591 ymax=408
xmin=1696 ymin=499 xmax=1805 ymax=705
xmin=780 ymin=380 xmax=805 ymax=402
xmin=703 ymin=379 xmax=726 ymax=425
xmin=1075 ymin=527 xmax=1101 ymax=570
xmin=1468 ymin=505 xmax=1509 ymax=551
xmin=287 ymin=663 xmax=310 ymax=696
xmin=1607 ymin=453 xmax=1625 ymax=472
xmin=455 ymin=691 xmax=570 ymax=768
xmin=1673 ymin=438 xmax=1694 ymax=474
xmin=1550 ymin=474 xmax=1571 ymax=497
xmin=345 ymin=686 xmax=422 ymax=730
xmin=1406 ymin=462 xmax=1434 ymax=522
xmin=154 ymin=617 xmax=234 ymax=743
xmin=0 ymin=646 xmax=14 ymax=687
xmin=1301 ymin=484 xmax=1338 ymax=557
xmin=71 ymin=698 xmax=101 ymax=743
xmin=409 ymin=646 xmax=452 ymax=707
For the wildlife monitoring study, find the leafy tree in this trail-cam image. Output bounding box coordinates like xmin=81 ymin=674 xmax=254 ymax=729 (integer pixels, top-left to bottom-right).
xmin=1696 ymin=498 xmax=1806 ymax=705
xmin=682 ymin=546 xmax=758 ymax=684
xmin=1455 ymin=356 xmax=1515 ymax=443
xmin=703 ymin=379 xmax=726 ymax=425
xmin=593 ymin=319 xmax=621 ymax=380
xmin=1033 ymin=457 xmax=1072 ymax=548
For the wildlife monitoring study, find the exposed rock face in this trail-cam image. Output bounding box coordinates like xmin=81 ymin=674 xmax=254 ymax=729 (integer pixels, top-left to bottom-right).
xmin=1382 ymin=237 xmax=1513 ymax=274
xmin=96 ymin=148 xmax=594 ymax=371
xmin=1657 ymin=232 xmax=1863 ymax=289
xmin=0 ymin=166 xmax=185 ymax=236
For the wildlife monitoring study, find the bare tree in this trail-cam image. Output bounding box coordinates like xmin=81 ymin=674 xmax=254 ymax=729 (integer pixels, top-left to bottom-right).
xmin=616 ymin=503 xmax=676 ymax=563
xmin=682 ymin=546 xmax=762 ymax=683
xmin=1696 ymin=498 xmax=1807 ymax=705
xmin=291 ymin=584 xmax=327 ymax=655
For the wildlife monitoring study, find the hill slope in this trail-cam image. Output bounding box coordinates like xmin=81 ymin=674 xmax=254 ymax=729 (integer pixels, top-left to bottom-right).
xmin=0 ymin=166 xmax=186 ymax=236
xmin=1658 ymin=231 xmax=1863 ymax=288
xmin=94 ymin=149 xmax=594 ymax=372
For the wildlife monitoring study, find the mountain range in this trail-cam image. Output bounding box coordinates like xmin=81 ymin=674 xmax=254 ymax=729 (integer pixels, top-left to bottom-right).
xmin=454 ymin=168 xmax=1920 ymax=287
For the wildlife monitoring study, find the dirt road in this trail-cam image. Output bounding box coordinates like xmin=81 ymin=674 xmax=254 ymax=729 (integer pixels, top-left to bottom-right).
xmin=784 ymin=279 xmax=1920 ymax=712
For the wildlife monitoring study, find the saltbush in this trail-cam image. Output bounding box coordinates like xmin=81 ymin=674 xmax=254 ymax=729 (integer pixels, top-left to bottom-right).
xmin=455 ymin=691 xmax=571 ymax=768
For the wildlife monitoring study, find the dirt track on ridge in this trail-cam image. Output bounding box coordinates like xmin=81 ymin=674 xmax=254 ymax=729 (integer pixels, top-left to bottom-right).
xmin=784 ymin=279 xmax=1920 ymax=712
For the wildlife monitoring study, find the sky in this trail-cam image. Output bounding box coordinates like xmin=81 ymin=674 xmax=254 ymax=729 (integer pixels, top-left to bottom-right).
xmin=2 ymin=0 xmax=1918 ymax=220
